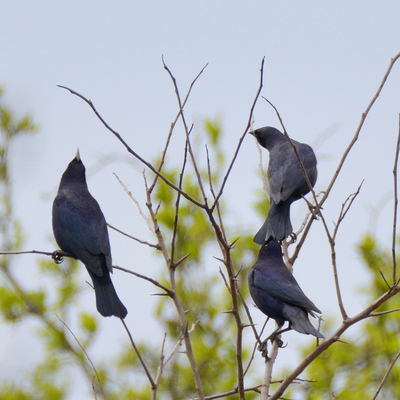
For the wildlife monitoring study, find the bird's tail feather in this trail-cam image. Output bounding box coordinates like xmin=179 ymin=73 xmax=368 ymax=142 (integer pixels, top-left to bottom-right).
xmin=253 ymin=201 xmax=292 ymax=244
xmin=290 ymin=312 xmax=324 ymax=338
xmin=89 ymin=271 xmax=128 ymax=319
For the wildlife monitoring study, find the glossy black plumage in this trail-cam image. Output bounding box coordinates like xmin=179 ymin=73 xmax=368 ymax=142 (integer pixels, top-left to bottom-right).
xmin=52 ymin=151 xmax=127 ymax=318
xmin=248 ymin=240 xmax=323 ymax=338
xmin=250 ymin=126 xmax=317 ymax=243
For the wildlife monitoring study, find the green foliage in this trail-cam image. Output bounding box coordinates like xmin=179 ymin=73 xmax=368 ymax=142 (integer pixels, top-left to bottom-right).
xmin=0 ymin=285 xmax=28 ymax=321
xmin=293 ymin=235 xmax=400 ymax=399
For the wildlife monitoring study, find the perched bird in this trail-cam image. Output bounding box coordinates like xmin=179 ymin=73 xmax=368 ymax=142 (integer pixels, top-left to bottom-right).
xmin=248 ymin=240 xmax=323 ymax=341
xmin=52 ymin=150 xmax=127 ymax=318
xmin=249 ymin=126 xmax=318 ymax=243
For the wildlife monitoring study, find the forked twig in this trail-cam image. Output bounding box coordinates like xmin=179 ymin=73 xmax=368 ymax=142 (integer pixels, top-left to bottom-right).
xmin=332 ymin=181 xmax=364 ymax=239
xmin=290 ymin=52 xmax=400 ymax=265
xmin=163 ymin=58 xmax=209 ymax=204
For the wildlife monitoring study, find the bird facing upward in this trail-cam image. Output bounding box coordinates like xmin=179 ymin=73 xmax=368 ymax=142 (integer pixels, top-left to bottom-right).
xmin=248 ymin=240 xmax=323 ymax=340
xmin=249 ymin=126 xmax=318 ymax=243
xmin=52 ymin=150 xmax=127 ymax=318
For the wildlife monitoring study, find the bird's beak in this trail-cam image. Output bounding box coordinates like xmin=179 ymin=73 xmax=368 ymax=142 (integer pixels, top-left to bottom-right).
xmin=75 ymin=148 xmax=81 ymax=161
xmin=248 ymin=130 xmax=255 ymax=137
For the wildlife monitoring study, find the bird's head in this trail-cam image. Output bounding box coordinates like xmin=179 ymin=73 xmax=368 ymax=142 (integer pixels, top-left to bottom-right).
xmin=258 ymin=239 xmax=283 ymax=259
xmin=248 ymin=126 xmax=285 ymax=150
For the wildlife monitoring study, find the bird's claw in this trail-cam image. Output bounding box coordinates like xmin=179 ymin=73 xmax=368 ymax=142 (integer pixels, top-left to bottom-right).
xmin=289 ymin=232 xmax=297 ymax=243
xmin=269 ymin=334 xmax=285 ymax=348
xmin=258 ymin=334 xmax=286 ymax=359
xmin=258 ymin=339 xmax=269 ymax=358
xmin=52 ymin=250 xmax=64 ymax=264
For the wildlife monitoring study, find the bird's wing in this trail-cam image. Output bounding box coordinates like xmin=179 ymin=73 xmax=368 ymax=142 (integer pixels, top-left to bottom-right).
xmin=53 ymin=194 xmax=111 ymax=276
xmin=268 ymin=143 xmax=317 ymax=203
xmin=251 ymin=266 xmax=321 ymax=313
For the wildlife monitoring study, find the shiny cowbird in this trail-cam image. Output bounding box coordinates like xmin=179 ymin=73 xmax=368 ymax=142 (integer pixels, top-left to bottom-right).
xmin=249 ymin=126 xmax=317 ymax=243
xmin=248 ymin=240 xmax=323 ymax=341
xmin=52 ymin=150 xmax=127 ymax=318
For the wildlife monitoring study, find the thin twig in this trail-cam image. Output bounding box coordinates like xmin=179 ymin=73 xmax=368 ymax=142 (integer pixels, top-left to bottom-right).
xmin=369 ymin=308 xmax=400 ymax=317
xmin=206 ymin=145 xmax=227 ymax=242
xmin=113 ymin=173 xmax=154 ymax=233
xmin=56 ymin=315 xmax=106 ymax=399
xmin=211 ymin=57 xmax=265 ymax=212
xmin=332 ymin=182 xmax=364 ymax=240
xmin=153 ymin=332 xmax=167 ymax=400
xmin=371 ymin=350 xmax=400 ymax=400
xmin=392 ymin=115 xmax=400 ymax=284
xmin=120 ymin=318 xmax=156 ymax=389
xmin=318 ymin=205 xmax=348 ymax=319
xmin=0 ymin=249 xmax=66 ymax=257
xmin=113 ymin=265 xmax=173 ymax=296
xmin=107 ymin=223 xmax=160 ymax=250
xmin=170 ymin=126 xmax=190 ymax=265
xmin=189 ymin=384 xmax=263 ymax=400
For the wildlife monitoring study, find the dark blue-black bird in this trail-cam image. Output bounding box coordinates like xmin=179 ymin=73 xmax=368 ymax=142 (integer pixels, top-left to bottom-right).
xmin=249 ymin=126 xmax=318 ymax=243
xmin=248 ymin=240 xmax=323 ymax=340
xmin=52 ymin=150 xmax=127 ymax=318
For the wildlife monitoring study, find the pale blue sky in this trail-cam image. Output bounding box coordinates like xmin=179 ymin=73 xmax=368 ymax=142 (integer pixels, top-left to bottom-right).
xmin=1 ymin=2 xmax=400 ymax=398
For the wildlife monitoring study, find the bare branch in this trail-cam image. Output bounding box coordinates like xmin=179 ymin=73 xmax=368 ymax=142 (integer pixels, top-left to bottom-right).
xmin=211 ymin=57 xmax=265 ymax=212
xmin=0 ymin=249 xmax=61 ymax=257
xmin=170 ymin=126 xmax=190 ymax=265
xmin=332 ymin=181 xmax=364 ymax=240
xmin=371 ymin=350 xmax=400 ymax=400
xmin=153 ymin=333 xmax=167 ymax=399
xmin=113 ymin=172 xmax=154 ymax=233
xmin=163 ymin=58 xmax=208 ymax=203
xmin=268 ymin=284 xmax=400 ymax=400
xmin=392 ymin=115 xmax=400 ymax=284
xmin=56 ymin=315 xmax=106 ymax=399
xmin=322 ymin=52 xmax=400 ymax=207
xmin=369 ymin=308 xmax=400 ymax=317
xmin=113 ymin=265 xmax=173 ymax=296
xmin=261 ymin=339 xmax=280 ymax=400
xmin=149 ymin=58 xmax=208 ymax=194
xmin=107 ymin=223 xmax=160 ymax=250
xmin=144 ymin=166 xmax=205 ymax=399
xmin=189 ymin=384 xmax=262 ymax=400
xmin=57 ymin=85 xmax=205 ymax=209
xmin=318 ymin=207 xmax=348 ymax=319
xmin=289 ymin=52 xmax=400 ymax=267
xmin=120 ymin=319 xmax=156 ymax=389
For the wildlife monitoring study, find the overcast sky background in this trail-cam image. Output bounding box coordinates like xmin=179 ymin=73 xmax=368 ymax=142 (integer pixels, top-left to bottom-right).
xmin=1 ymin=2 xmax=400 ymax=399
